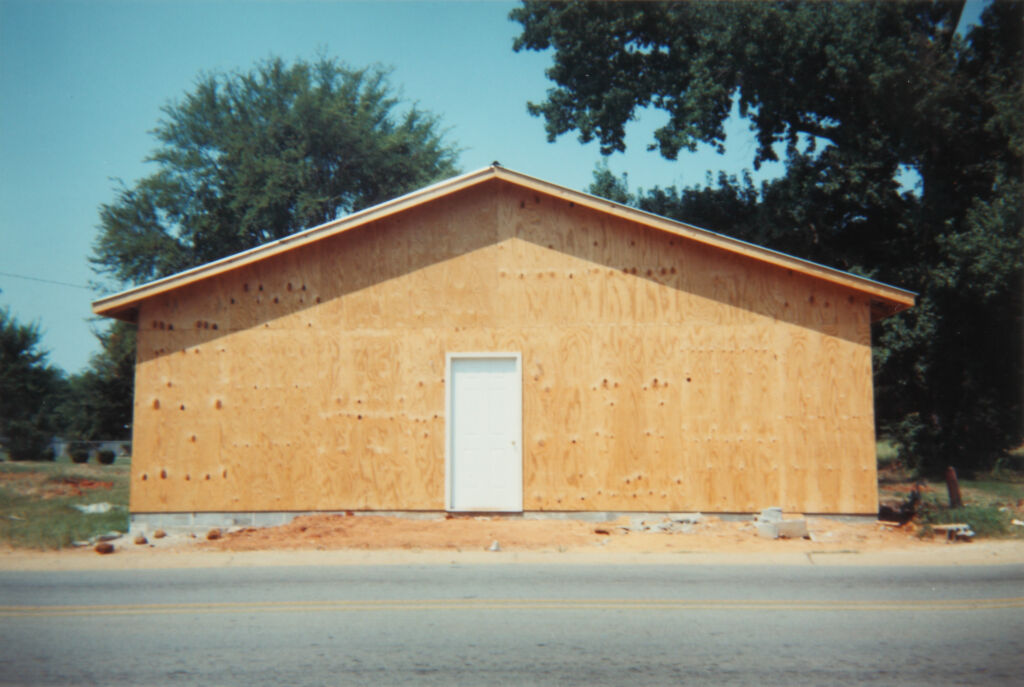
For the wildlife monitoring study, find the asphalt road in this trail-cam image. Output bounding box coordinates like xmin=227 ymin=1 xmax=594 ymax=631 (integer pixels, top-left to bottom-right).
xmin=1 ymin=563 xmax=1021 ymax=686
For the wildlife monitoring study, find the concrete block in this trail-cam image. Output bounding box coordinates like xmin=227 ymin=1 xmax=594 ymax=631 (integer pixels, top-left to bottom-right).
xmin=775 ymin=519 xmax=809 ymax=539
xmin=758 ymin=507 xmax=783 ymax=523
xmin=756 ymin=522 xmax=779 ymax=539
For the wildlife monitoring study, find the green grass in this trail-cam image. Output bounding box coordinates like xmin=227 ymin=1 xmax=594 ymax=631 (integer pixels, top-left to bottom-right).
xmin=910 ymin=480 xmax=1024 ymax=540
xmin=879 ymin=469 xmax=1024 ymax=540
xmin=0 ymin=460 xmax=130 ymax=550
xmin=960 ymin=480 xmax=1024 ymax=504
xmin=918 ymin=503 xmax=1019 ymax=538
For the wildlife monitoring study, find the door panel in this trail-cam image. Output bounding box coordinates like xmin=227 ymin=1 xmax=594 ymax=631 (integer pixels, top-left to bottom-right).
xmin=448 ymin=355 xmax=522 ymax=511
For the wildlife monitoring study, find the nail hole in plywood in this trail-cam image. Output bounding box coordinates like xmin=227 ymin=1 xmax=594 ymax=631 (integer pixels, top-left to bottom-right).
xmin=287 ymin=283 xmax=292 ymax=291
xmin=160 ymin=469 xmax=167 ymax=479
xmin=273 ymin=296 xmax=279 ymax=304
xmin=185 ymin=474 xmax=191 ymax=481
xmin=222 ymin=469 xmax=228 ymax=478
xmin=215 ymin=399 xmax=222 ymax=409
xmin=190 ymin=435 xmax=197 ymax=443
xmin=153 ymin=399 xmax=160 ymax=409
xmin=205 ymin=474 xmax=210 ymax=480
xmin=258 ymin=284 xmax=263 ymax=291
xmin=243 ymin=283 xmax=249 ymax=292
xmin=168 ymin=324 xmax=174 ymax=330
xmin=141 ymin=474 xmax=148 ymax=481
xmin=180 ymin=404 xmax=186 ymax=410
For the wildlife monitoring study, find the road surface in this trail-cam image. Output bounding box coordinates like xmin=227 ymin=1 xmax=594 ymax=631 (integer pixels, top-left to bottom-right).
xmin=1 ymin=563 xmax=1021 ymax=685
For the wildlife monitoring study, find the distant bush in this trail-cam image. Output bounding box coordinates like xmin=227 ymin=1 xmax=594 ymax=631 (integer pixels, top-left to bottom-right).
xmin=97 ymin=449 xmax=116 ymax=465
xmin=69 ymin=446 xmax=90 ymax=464
xmin=5 ymin=423 xmax=52 ymax=461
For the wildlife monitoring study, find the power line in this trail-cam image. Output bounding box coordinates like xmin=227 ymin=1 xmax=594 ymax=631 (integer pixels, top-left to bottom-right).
xmin=0 ymin=270 xmax=93 ymax=291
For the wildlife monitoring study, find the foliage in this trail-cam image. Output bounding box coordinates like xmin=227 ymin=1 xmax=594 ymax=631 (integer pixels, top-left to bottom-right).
xmin=0 ymin=307 xmax=66 ymax=461
xmin=56 ymin=322 xmax=136 ymax=442
xmin=514 ymin=1 xmax=1023 ymax=476
xmin=93 ymin=55 xmax=460 ymax=285
xmin=69 ymin=445 xmax=90 ymax=464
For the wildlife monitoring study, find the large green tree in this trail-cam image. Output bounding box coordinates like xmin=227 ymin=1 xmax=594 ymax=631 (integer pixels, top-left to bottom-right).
xmin=86 ymin=55 xmax=461 ymax=441
xmin=93 ymin=55 xmax=460 ymax=284
xmin=0 ymin=306 xmax=65 ymax=460
xmin=514 ymin=1 xmax=1023 ymax=475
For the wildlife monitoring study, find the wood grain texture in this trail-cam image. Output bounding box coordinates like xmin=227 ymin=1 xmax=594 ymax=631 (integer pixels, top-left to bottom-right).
xmin=129 ymin=179 xmax=882 ymax=515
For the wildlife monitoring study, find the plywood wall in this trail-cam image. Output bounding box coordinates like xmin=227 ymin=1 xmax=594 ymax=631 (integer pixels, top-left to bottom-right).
xmin=130 ymin=179 xmax=878 ymax=515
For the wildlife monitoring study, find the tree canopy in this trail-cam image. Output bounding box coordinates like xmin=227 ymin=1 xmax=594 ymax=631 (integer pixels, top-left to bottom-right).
xmin=93 ymin=56 xmax=460 ymax=286
xmin=0 ymin=306 xmax=65 ymax=460
xmin=514 ymin=1 xmax=1023 ymax=475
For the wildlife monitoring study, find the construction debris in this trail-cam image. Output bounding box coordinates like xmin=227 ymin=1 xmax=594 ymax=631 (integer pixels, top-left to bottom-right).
xmin=755 ymin=507 xmax=810 ymax=539
xmin=94 ymin=542 xmax=115 ymax=554
xmin=488 ymin=539 xmax=501 ymax=552
xmin=931 ymin=523 xmax=975 ymax=542
xmin=878 ymin=484 xmax=924 ymax=524
xmin=72 ymin=502 xmax=114 ymax=514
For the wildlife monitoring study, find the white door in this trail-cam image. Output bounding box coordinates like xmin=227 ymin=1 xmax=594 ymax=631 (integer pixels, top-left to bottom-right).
xmin=446 ymin=354 xmax=522 ymax=512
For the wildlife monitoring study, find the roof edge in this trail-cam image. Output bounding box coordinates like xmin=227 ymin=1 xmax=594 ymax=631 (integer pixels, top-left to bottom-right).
xmin=92 ymin=166 xmax=500 ymax=320
xmin=93 ymin=164 xmax=915 ymax=322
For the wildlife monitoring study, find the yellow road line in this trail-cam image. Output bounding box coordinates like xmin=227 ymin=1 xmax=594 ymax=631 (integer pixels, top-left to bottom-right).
xmin=1 ymin=597 xmax=1022 ymax=617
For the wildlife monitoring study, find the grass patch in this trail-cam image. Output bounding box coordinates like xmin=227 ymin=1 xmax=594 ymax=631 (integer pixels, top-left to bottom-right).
xmin=918 ymin=503 xmax=1018 ymax=538
xmin=960 ymin=480 xmax=1024 ymax=504
xmin=0 ymin=460 xmax=129 ymax=550
xmin=881 ymin=476 xmax=1024 ymax=540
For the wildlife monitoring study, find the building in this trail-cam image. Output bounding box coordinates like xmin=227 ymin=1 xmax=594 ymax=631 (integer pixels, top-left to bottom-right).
xmin=92 ymin=166 xmax=914 ymax=527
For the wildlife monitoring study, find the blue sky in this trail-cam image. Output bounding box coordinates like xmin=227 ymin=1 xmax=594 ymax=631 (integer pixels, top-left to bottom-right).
xmin=0 ymin=0 xmax=986 ymax=374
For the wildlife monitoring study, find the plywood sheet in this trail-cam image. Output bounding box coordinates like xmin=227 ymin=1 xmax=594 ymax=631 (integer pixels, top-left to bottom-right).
xmin=128 ymin=182 xmax=880 ymax=515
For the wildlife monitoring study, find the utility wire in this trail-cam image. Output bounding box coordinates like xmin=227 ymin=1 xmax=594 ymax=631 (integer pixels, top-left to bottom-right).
xmin=0 ymin=270 xmax=93 ymax=290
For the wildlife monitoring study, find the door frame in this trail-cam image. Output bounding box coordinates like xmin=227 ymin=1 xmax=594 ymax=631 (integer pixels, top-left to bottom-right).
xmin=444 ymin=352 xmax=523 ymax=512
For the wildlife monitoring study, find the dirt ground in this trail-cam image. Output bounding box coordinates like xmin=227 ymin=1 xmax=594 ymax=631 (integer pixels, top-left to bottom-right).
xmin=193 ymin=512 xmax=941 ymax=554
xmin=0 ymin=469 xmax=113 ymax=499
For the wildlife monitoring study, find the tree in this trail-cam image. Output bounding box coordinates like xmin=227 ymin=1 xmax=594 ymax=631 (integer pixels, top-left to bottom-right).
xmin=0 ymin=306 xmax=65 ymax=460
xmin=515 ymin=1 xmax=1023 ymax=475
xmin=86 ymin=56 xmax=461 ymax=443
xmin=93 ymin=55 xmax=460 ymax=285
xmin=57 ymin=322 xmax=135 ymax=442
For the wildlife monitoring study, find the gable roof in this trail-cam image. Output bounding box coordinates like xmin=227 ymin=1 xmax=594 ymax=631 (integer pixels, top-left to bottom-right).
xmin=92 ymin=165 xmax=915 ymax=323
